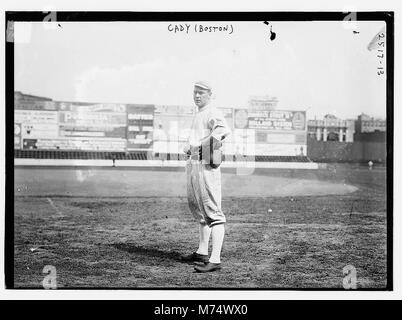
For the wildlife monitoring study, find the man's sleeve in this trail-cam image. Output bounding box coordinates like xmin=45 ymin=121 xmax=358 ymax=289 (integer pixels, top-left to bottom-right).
xmin=207 ymin=109 xmax=231 ymax=141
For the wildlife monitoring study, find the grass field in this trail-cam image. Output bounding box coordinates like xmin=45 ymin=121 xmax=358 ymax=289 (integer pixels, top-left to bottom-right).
xmin=13 ymin=164 xmax=388 ymax=289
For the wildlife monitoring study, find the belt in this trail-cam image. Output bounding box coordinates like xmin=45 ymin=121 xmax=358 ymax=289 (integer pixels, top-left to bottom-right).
xmin=190 ymin=153 xmax=201 ymax=161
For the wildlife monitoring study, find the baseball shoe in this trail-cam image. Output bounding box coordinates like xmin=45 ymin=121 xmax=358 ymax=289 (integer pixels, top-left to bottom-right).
xmin=181 ymin=252 xmax=209 ymax=264
xmin=194 ymin=262 xmax=222 ymax=273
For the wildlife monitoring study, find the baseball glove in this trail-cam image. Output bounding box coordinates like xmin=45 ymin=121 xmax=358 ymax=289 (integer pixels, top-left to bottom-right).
xmin=200 ymin=136 xmax=223 ymax=168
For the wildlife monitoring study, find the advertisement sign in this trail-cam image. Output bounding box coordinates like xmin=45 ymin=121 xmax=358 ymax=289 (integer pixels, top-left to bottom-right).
xmin=153 ymin=108 xmax=232 ymax=153
xmin=21 ymin=123 xmax=59 ymax=139
xmin=57 ymin=102 xmax=126 ymax=113
xmin=222 ymin=128 xmax=256 ymax=155
xmin=15 ymin=100 xmax=57 ymax=111
xmin=59 ymin=111 xmax=126 ymax=126
xmin=234 ymin=110 xmax=306 ymax=131
xmin=248 ymin=96 xmax=278 ymax=110
xmin=248 ymin=110 xmax=305 ymax=130
xmin=22 ymin=139 xmax=38 ymax=149
xmin=155 ymin=104 xmax=194 ymax=115
xmin=219 ymin=107 xmax=233 ymax=117
xmin=15 ymin=110 xmax=58 ymax=124
xmin=59 ymin=126 xmax=126 ymax=138
xmin=234 ymin=109 xmax=249 ymax=129
xmin=127 ymin=136 xmax=153 ymax=150
xmin=127 ymin=104 xmax=155 ymax=151
xmin=59 ymin=111 xmax=127 ymax=139
xmin=255 ymin=131 xmax=307 ymax=145
xmin=223 ymin=142 xmax=306 ymax=156
xmin=232 ymin=109 xmax=307 ymax=156
xmin=219 ymin=107 xmax=234 ymax=131
xmin=22 ymin=137 xmax=126 ymax=151
xmin=154 ymin=116 xmax=192 ymax=141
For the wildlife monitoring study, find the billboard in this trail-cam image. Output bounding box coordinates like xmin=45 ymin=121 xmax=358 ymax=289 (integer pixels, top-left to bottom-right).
xmin=223 ymin=128 xmax=256 ymax=156
xmin=219 ymin=107 xmax=234 ymax=129
xmin=126 ymin=104 xmax=155 ymax=151
xmin=15 ymin=100 xmax=57 ymax=111
xmin=56 ymin=102 xmax=126 ymax=113
xmin=21 ymin=123 xmax=59 ymax=139
xmin=233 ymin=109 xmax=307 ymax=156
xmin=153 ymin=110 xmax=196 ymax=154
xmin=153 ymin=106 xmax=234 ymax=154
xmin=22 ymin=139 xmax=38 ymax=149
xmin=225 ymin=131 xmax=306 ymax=156
xmin=15 ymin=107 xmax=127 ymax=151
xmin=59 ymin=126 xmax=126 ymax=138
xmin=22 ymin=137 xmax=126 ymax=151
xmin=59 ymin=111 xmax=127 ymax=139
xmin=15 ymin=110 xmax=58 ymax=124
xmin=59 ymin=111 xmax=126 ymax=126
xmin=155 ymin=104 xmax=194 ymax=115
xmin=255 ymin=131 xmax=307 ymax=144
xmin=234 ymin=110 xmax=306 ymax=131
xmin=15 ymin=110 xmax=59 ymax=149
xmin=154 ymin=115 xmax=193 ymax=141
xmin=248 ymin=96 xmax=278 ymax=110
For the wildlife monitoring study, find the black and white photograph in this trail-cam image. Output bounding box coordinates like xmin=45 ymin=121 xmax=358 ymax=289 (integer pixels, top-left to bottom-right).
xmin=4 ymin=11 xmax=393 ymax=292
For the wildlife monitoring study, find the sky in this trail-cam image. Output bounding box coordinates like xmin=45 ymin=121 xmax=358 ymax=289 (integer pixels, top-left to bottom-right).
xmin=14 ymin=20 xmax=387 ymax=120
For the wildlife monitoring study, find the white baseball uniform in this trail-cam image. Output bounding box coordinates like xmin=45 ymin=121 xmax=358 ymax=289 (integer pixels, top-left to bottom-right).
xmin=185 ymin=103 xmax=231 ymax=227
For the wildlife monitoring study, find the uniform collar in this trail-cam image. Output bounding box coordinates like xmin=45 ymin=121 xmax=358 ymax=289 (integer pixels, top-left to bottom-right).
xmin=196 ymin=102 xmax=213 ymax=113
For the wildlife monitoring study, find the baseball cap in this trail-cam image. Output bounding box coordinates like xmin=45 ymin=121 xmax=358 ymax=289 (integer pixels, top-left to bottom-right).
xmin=194 ymin=81 xmax=212 ymax=91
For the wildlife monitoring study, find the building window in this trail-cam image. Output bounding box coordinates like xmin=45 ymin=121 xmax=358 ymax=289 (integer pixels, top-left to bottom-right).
xmin=327 ymin=131 xmax=339 ymax=141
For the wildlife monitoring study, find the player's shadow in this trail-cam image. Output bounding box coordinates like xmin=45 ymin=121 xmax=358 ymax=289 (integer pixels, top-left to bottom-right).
xmin=111 ymin=243 xmax=185 ymax=264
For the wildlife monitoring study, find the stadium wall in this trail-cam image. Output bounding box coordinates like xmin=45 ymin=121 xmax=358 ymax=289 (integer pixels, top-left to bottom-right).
xmin=15 ymin=93 xmax=309 ymax=158
xmin=307 ymin=138 xmax=386 ymax=163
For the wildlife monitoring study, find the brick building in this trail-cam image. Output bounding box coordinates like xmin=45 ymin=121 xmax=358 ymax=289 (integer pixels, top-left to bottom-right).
xmin=355 ymin=113 xmax=386 ymax=133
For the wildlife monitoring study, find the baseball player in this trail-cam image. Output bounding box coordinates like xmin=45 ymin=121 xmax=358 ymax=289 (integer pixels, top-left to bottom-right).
xmin=181 ymin=81 xmax=231 ymax=273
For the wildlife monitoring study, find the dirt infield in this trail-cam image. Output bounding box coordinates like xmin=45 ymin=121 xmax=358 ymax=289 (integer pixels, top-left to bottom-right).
xmin=13 ymin=164 xmax=388 ymax=289
xmin=15 ymin=166 xmax=357 ymax=198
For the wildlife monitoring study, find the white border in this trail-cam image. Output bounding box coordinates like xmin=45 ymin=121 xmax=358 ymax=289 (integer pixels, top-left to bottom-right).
xmin=1 ymin=0 xmax=401 ymax=300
